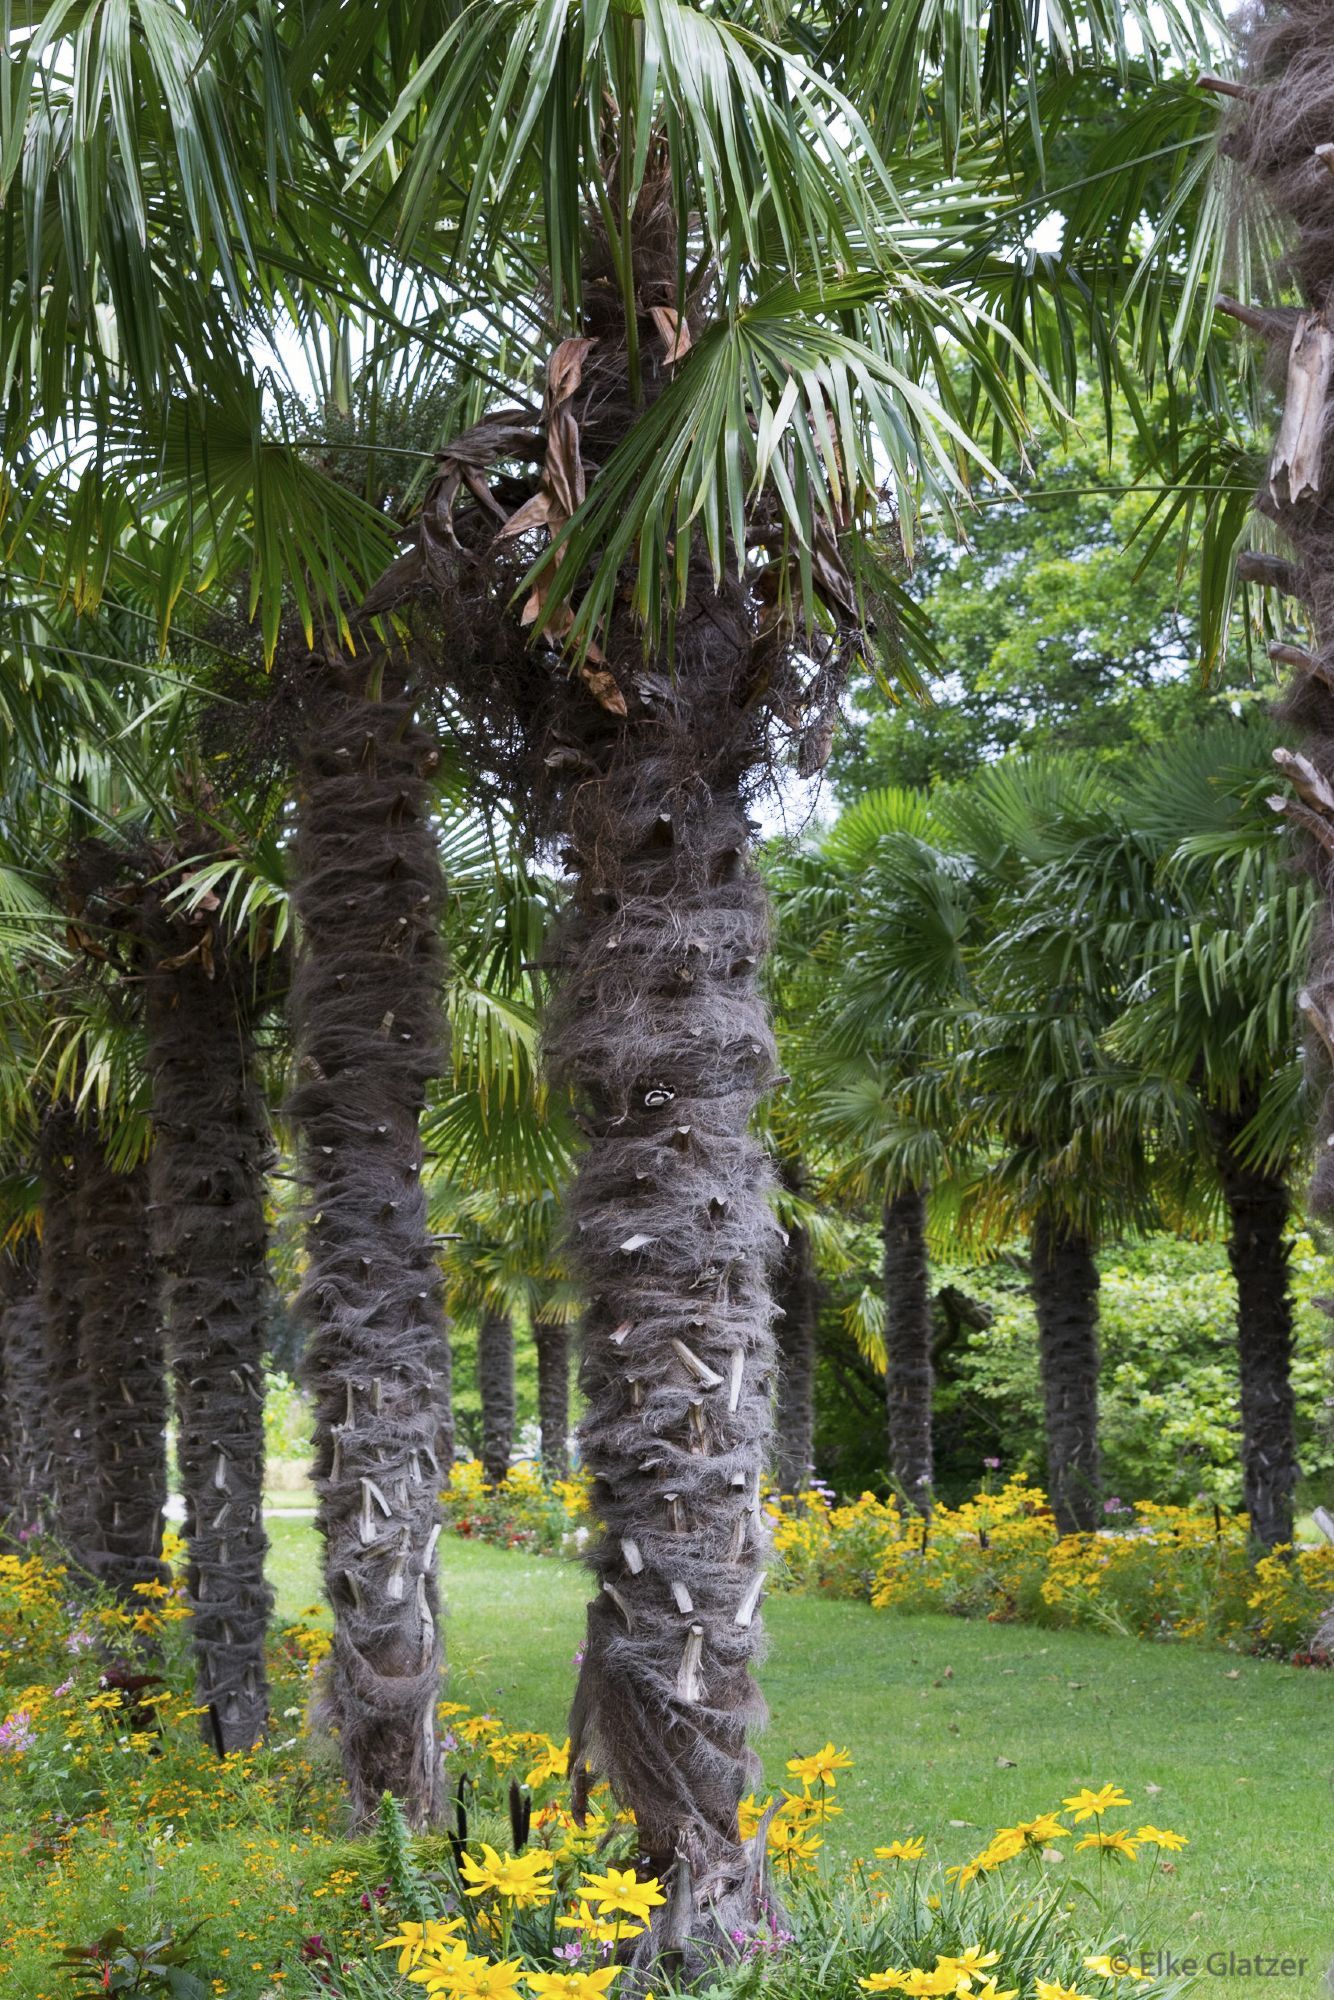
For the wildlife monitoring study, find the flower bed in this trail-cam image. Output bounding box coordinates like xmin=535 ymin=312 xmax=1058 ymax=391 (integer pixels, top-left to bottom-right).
xmin=0 ymin=1541 xmax=1206 ymax=2000
xmin=297 ymin=1718 xmax=1196 ymax=2000
xmin=440 ymin=1462 xmax=1334 ymax=1662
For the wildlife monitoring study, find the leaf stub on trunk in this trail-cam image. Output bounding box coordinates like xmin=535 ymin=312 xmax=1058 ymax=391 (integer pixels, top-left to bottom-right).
xmin=290 ymin=659 xmax=449 ymax=1827
xmin=543 ymin=566 xmax=782 ymax=1967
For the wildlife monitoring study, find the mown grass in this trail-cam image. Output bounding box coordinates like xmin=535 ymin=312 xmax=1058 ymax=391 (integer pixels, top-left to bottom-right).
xmin=269 ymin=1521 xmax=1334 ymax=2000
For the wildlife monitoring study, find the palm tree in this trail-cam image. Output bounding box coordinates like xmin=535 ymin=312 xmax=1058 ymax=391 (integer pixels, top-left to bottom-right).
xmin=771 ymin=789 xmax=978 ymax=1512
xmin=6 ymin=0 xmax=1226 ymax=1889
xmin=1103 ymin=723 xmax=1314 ymax=1549
xmin=355 ymin=7 xmax=1217 ymax=1914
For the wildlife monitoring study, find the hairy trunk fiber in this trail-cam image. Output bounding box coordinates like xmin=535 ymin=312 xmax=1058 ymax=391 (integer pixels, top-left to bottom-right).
xmin=145 ymin=942 xmax=273 ymax=1750
xmin=772 ymin=1161 xmax=818 ymax=1496
xmin=882 ymin=1185 xmax=932 ymax=1513
xmin=39 ymin=1108 xmax=97 ymax=1564
xmin=1030 ymin=1210 xmax=1101 ymax=1533
xmin=545 ymin=569 xmax=779 ymax=1959
xmin=0 ymin=1240 xmax=46 ymax=1534
xmin=1213 ymin=1115 xmax=1297 ymax=1549
xmin=477 ymin=1309 xmax=516 ymax=1486
xmin=289 ymin=658 xmax=448 ymax=1826
xmin=76 ymin=1150 xmax=168 ymax=1599
xmin=534 ymin=1324 xmax=570 ymax=1479
xmin=1226 ymin=16 xmax=1334 ymax=1556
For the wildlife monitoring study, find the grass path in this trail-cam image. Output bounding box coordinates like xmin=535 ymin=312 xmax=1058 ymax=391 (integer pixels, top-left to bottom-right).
xmin=269 ymin=1522 xmax=1333 ymax=2000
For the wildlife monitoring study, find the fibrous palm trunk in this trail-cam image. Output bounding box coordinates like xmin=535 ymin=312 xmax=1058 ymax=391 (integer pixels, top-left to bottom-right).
xmin=547 ymin=572 xmax=780 ymax=1959
xmin=1030 ymin=1209 xmax=1101 ymax=1534
xmin=1225 ymin=10 xmax=1333 ymax=1546
xmin=0 ymin=1241 xmax=46 ymax=1535
xmin=76 ymin=1149 xmax=168 ymax=1599
xmin=1213 ymin=1115 xmax=1297 ymax=1549
xmin=289 ymin=658 xmax=448 ymax=1826
xmin=882 ymin=1185 xmax=932 ymax=1514
xmin=39 ymin=1107 xmax=97 ymax=1564
xmin=145 ymin=938 xmax=273 ymax=1750
xmin=772 ymin=1161 xmax=818 ymax=1496
xmin=534 ymin=1323 xmax=570 ymax=1478
xmin=476 ymin=1309 xmax=516 ymax=1486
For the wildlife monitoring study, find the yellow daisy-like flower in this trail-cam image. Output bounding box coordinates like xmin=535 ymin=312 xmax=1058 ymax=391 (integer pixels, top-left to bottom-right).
xmin=554 ymin=1913 xmax=646 ymax=1945
xmin=1074 ymin=1829 xmax=1140 ymax=1861
xmin=86 ymin=1691 xmax=123 ymax=1713
xmin=527 ymin=1736 xmax=571 ymax=1788
xmin=458 ymin=1843 xmax=556 ymax=1906
xmin=940 ymin=1948 xmax=1000 ymax=1980
xmin=1083 ymin=1954 xmax=1149 ymax=1981
xmin=452 ymin=1957 xmax=528 ymax=2000
xmin=524 ymin=1971 xmax=620 ymax=2000
xmin=377 ymin=1919 xmax=466 ymax=1974
xmin=458 ymin=1714 xmax=504 ymax=1744
xmin=767 ymin=1819 xmax=823 ymax=1864
xmin=406 ymin=1944 xmax=475 ymax=1993
xmin=873 ymin=1837 xmax=926 ymax=1863
xmin=1062 ymin=1785 xmax=1131 ymax=1823
xmin=1015 ymin=1813 xmax=1067 ymax=1845
xmin=781 ymin=1786 xmax=842 ymax=1824
xmin=785 ymin=1742 xmax=854 ymax=1791
xmin=859 ymin=1975 xmax=907 ymax=1994
xmin=896 ymin=1968 xmax=962 ymax=1998
xmin=1134 ymin=1825 xmax=1187 ymax=1852
xmin=973 ymin=1983 xmax=1019 ymax=2000
xmin=738 ymin=1793 xmax=773 ymax=1841
xmin=1035 ymin=1981 xmax=1096 ymax=2000
xmin=575 ymin=1866 xmax=666 ymax=1924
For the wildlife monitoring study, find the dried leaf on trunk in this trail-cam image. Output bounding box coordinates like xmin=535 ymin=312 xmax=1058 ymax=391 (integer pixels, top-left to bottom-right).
xmin=650 ymin=306 xmax=691 ymax=364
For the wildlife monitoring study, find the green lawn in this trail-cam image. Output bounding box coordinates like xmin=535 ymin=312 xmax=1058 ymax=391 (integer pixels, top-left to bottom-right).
xmin=270 ymin=1521 xmax=1334 ymax=2000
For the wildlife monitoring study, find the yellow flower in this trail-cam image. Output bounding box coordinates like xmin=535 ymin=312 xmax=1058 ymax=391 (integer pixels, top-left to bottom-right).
xmin=767 ymin=1819 xmax=822 ymax=1865
xmin=1134 ymin=1825 xmax=1186 ymax=1852
xmin=525 ymin=1972 xmax=620 ymax=2000
xmin=1074 ymin=1829 xmax=1140 ymax=1861
xmin=427 ymin=1957 xmax=527 ymax=2000
xmin=873 ymin=1838 xmax=926 ymax=1862
xmin=1015 ymin=1813 xmax=1067 ymax=1845
xmin=1035 ymin=1982 xmax=1095 ymax=2000
xmin=377 ymin=1920 xmax=466 ymax=1973
xmin=1084 ymin=1955 xmax=1149 ymax=1981
xmin=407 ymin=1944 xmax=475 ymax=1993
xmin=738 ymin=1793 xmax=772 ymax=1841
xmin=860 ymin=1976 xmax=907 ymax=1994
xmin=973 ymin=1984 xmax=1019 ymax=2000
xmin=458 ymin=1715 xmax=504 ymax=1744
xmin=555 ymin=1913 xmax=645 ymax=1945
xmin=1062 ymin=1785 xmax=1131 ymax=1823
xmin=780 ymin=1786 xmax=841 ymax=1823
xmin=896 ymin=1969 xmax=961 ymax=1998
xmin=785 ymin=1742 xmax=854 ymax=1791
xmin=575 ymin=1866 xmax=666 ymax=1924
xmin=527 ymin=1737 xmax=571 ymax=1788
xmin=458 ymin=1843 xmax=556 ymax=1906
xmin=86 ymin=1691 xmax=123 ymax=1713
xmin=940 ymin=1948 xmax=1000 ymax=1980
